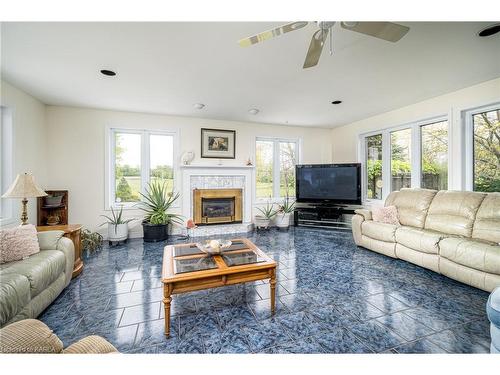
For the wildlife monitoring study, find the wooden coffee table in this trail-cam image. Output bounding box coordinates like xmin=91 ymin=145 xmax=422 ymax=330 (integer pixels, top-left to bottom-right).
xmin=161 ymin=238 xmax=277 ymax=337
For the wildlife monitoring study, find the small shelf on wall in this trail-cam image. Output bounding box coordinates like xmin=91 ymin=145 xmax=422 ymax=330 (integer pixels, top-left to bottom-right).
xmin=37 ymin=190 xmax=68 ymax=226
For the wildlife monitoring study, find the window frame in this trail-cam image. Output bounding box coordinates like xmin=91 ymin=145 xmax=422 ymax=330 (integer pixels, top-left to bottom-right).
xmin=464 ymin=103 xmax=500 ymax=192
xmin=254 ymin=136 xmax=302 ymax=203
xmin=359 ymin=115 xmax=449 ymax=203
xmin=0 ymin=106 xmax=14 ymax=225
xmin=105 ymin=127 xmax=179 ymax=210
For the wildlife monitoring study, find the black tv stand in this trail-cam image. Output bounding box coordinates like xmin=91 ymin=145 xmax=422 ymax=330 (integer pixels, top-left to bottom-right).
xmin=294 ymin=203 xmax=363 ymax=231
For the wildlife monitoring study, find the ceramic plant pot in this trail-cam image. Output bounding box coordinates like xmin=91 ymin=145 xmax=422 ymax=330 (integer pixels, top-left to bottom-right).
xmin=142 ymin=221 xmax=168 ymax=242
xmin=254 ymin=215 xmax=271 ymax=229
xmin=275 ymin=212 xmax=292 ymax=229
xmin=108 ymin=223 xmax=129 ymax=242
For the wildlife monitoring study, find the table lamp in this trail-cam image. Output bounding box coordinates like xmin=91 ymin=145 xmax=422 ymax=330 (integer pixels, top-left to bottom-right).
xmin=1 ymin=173 xmax=47 ymax=225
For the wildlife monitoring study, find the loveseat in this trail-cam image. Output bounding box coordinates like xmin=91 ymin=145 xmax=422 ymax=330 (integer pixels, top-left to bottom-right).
xmin=352 ymin=189 xmax=500 ymax=292
xmin=0 ymin=231 xmax=74 ymax=327
xmin=0 ymin=319 xmax=117 ymax=353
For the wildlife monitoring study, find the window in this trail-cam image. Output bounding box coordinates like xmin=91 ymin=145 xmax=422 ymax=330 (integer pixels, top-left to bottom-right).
xmin=365 ymin=134 xmax=383 ymax=199
xmin=421 ymin=120 xmax=448 ymax=190
xmin=360 ymin=117 xmax=448 ymax=201
xmin=0 ymin=106 xmax=13 ymax=222
xmin=109 ymin=129 xmax=176 ymax=207
xmin=256 ymin=138 xmax=299 ymax=199
xmin=472 ymin=108 xmax=499 ymax=192
xmin=390 ymin=128 xmax=412 ymax=191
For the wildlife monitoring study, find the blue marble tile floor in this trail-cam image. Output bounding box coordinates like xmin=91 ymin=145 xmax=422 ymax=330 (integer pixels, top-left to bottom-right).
xmin=38 ymin=227 xmax=491 ymax=354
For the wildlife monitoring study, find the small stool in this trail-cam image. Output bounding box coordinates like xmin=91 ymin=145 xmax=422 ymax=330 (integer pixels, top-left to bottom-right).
xmin=487 ymin=287 xmax=500 ymax=354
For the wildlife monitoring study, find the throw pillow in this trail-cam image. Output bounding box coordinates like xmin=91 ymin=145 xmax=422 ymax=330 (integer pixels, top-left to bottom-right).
xmin=0 ymin=224 xmax=40 ymax=264
xmin=372 ymin=205 xmax=400 ymax=226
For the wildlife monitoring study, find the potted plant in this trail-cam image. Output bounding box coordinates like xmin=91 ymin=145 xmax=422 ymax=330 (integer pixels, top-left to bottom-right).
xmin=255 ymin=202 xmax=276 ymax=230
xmin=275 ymin=197 xmax=295 ymax=229
xmin=100 ymin=206 xmax=135 ymax=243
xmin=138 ymin=181 xmax=182 ymax=242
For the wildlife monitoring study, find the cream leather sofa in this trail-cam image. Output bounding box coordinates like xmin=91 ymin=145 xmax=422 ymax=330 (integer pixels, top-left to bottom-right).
xmin=352 ymin=189 xmax=500 ymax=292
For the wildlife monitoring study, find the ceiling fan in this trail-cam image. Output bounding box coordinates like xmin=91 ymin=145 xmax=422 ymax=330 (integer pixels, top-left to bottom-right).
xmin=238 ymin=21 xmax=410 ymax=69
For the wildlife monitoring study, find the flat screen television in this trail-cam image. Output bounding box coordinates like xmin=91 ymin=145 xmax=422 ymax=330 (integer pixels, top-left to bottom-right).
xmin=296 ymin=163 xmax=361 ymax=204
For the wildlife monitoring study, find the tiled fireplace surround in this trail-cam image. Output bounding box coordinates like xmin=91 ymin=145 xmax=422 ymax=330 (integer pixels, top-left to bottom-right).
xmin=179 ymin=165 xmax=255 ymax=236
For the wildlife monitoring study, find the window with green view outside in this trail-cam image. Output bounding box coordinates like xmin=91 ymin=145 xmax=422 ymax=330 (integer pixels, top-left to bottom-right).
xmin=113 ymin=130 xmax=175 ymax=204
xmin=473 ymin=108 xmax=500 ymax=192
xmin=256 ymin=138 xmax=298 ymax=199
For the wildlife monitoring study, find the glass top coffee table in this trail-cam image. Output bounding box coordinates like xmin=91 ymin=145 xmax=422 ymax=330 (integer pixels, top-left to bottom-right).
xmin=161 ymin=238 xmax=277 ymax=337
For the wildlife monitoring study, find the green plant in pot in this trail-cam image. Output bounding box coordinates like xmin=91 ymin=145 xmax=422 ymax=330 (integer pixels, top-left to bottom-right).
xmin=254 ymin=201 xmax=276 ymax=230
xmin=275 ymin=196 xmax=295 ymax=229
xmin=138 ymin=181 xmax=182 ymax=242
xmin=100 ymin=206 xmax=135 ymax=244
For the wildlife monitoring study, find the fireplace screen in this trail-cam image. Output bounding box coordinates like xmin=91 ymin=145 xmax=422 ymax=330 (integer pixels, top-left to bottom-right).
xmin=193 ymin=188 xmax=242 ymax=225
xmin=202 ymin=198 xmax=235 ymax=218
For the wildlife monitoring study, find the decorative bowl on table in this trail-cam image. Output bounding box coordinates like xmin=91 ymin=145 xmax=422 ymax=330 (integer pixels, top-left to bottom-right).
xmin=196 ymin=239 xmax=232 ymax=255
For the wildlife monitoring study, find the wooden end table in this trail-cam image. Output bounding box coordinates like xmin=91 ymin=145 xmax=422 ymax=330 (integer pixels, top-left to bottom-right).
xmin=161 ymin=238 xmax=277 ymax=337
xmin=37 ymin=224 xmax=83 ymax=278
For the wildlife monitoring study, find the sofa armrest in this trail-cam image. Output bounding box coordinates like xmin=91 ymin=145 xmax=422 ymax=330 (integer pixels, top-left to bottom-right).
xmin=354 ymin=209 xmax=372 ymax=221
xmin=0 ymin=319 xmax=63 ymax=353
xmin=37 ymin=230 xmax=65 ymax=250
xmin=64 ymin=335 xmax=118 ymax=354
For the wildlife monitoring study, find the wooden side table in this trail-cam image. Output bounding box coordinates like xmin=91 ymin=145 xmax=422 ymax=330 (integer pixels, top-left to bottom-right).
xmin=37 ymin=224 xmax=83 ymax=278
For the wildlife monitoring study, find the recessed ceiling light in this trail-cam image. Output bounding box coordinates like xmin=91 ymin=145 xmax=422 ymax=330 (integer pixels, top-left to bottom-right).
xmin=193 ymin=103 xmax=205 ymax=110
xmin=478 ymin=23 xmax=500 ymax=37
xmin=331 ymin=100 xmax=342 ymax=105
xmin=248 ymin=108 xmax=259 ymax=115
xmin=100 ymin=69 xmax=116 ymax=76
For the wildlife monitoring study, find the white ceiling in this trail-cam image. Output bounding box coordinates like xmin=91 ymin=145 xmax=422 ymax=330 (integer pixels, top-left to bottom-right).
xmin=1 ymin=22 xmax=499 ymax=128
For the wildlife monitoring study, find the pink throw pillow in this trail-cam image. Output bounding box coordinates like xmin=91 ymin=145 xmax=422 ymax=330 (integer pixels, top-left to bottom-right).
xmin=372 ymin=205 xmax=400 ymax=226
xmin=0 ymin=224 xmax=40 ymax=264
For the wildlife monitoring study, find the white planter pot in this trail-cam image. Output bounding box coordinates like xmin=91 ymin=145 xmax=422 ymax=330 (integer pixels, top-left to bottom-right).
xmin=254 ymin=216 xmax=271 ymax=229
xmin=275 ymin=213 xmax=292 ymax=229
xmin=108 ymin=223 xmax=128 ymax=242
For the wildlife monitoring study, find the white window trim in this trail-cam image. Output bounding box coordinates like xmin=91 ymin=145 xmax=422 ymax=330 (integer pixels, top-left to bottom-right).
xmin=0 ymin=106 xmax=14 ymax=226
xmin=358 ymin=115 xmax=448 ymax=203
xmin=463 ymin=102 xmax=500 ymax=191
xmin=254 ymin=136 xmax=302 ymax=203
xmin=105 ymin=127 xmax=180 ymax=210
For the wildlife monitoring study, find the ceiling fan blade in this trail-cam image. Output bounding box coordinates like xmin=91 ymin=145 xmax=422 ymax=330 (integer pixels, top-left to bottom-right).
xmin=303 ymin=28 xmax=329 ymax=69
xmin=340 ymin=22 xmax=409 ymax=42
xmin=238 ymin=21 xmax=308 ymax=47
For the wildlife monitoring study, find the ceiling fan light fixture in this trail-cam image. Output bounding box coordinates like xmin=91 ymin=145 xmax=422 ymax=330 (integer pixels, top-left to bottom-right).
xmin=478 ymin=23 xmax=500 ymax=37
xmin=342 ymin=22 xmax=358 ymax=28
xmin=248 ymin=108 xmax=259 ymax=115
xmin=193 ymin=103 xmax=205 ymax=110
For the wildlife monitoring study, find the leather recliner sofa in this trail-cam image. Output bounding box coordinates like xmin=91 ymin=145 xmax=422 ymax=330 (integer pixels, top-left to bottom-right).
xmin=352 ymin=189 xmax=500 ymax=292
xmin=0 ymin=231 xmax=74 ymax=327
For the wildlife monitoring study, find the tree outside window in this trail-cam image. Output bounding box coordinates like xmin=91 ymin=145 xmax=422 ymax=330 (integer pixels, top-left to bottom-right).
xmin=473 ymin=109 xmax=500 ymax=192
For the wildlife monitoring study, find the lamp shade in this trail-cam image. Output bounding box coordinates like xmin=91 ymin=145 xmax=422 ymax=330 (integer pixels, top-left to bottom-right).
xmin=1 ymin=173 xmax=47 ymax=199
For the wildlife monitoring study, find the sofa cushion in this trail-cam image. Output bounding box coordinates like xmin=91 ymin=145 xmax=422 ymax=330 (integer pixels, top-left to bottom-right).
xmin=395 ymin=226 xmax=445 ymax=254
xmin=0 ymin=319 xmax=63 ymax=353
xmin=425 ymin=190 xmax=486 ymax=237
xmin=472 ymin=193 xmax=500 ymax=244
xmin=373 ymin=205 xmax=400 ymax=226
xmin=361 ymin=221 xmax=397 ymax=242
xmin=1 ymin=250 xmax=66 ymax=299
xmin=384 ymin=188 xmax=437 ymax=228
xmin=0 ymin=224 xmax=40 ymax=264
xmin=0 ymin=271 xmax=31 ymax=327
xmin=439 ymin=237 xmax=500 ymax=275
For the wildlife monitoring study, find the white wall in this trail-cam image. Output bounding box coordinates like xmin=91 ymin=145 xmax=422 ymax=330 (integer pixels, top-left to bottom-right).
xmin=1 ymin=80 xmax=47 ymax=226
xmin=330 ymin=77 xmax=500 ymax=191
xmin=45 ymin=106 xmax=332 ymax=235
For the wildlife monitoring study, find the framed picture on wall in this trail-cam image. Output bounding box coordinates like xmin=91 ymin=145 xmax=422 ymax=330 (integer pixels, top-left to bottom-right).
xmin=201 ymin=128 xmax=236 ymax=159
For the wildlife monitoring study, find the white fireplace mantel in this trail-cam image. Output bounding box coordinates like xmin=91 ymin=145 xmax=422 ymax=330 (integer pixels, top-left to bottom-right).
xmin=180 ymin=164 xmax=255 ymax=226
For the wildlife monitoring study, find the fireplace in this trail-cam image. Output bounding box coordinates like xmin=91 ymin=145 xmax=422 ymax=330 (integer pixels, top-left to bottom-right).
xmin=193 ymin=188 xmax=243 ymax=225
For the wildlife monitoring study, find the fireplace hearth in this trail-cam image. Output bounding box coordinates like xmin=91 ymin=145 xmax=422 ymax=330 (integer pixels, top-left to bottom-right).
xmin=193 ymin=188 xmax=243 ymax=225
